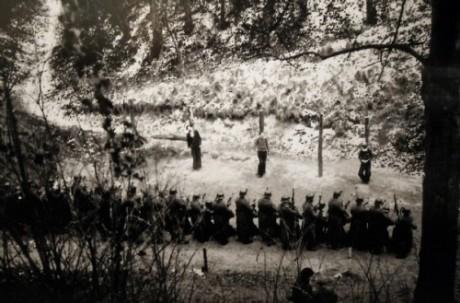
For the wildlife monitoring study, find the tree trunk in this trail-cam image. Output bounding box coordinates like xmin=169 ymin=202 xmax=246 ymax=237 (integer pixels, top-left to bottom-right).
xmin=231 ymin=0 xmax=247 ymax=22
xmin=318 ymin=114 xmax=323 ymax=177
xmin=365 ymin=0 xmax=377 ymax=25
xmin=219 ymin=0 xmax=228 ymax=30
xmin=181 ymin=0 xmax=194 ymax=35
xmin=149 ymin=0 xmax=163 ymax=59
xmin=263 ymin=0 xmax=276 ymax=27
xmin=413 ymin=1 xmax=460 ymax=302
xmin=4 ymin=86 xmax=29 ymax=196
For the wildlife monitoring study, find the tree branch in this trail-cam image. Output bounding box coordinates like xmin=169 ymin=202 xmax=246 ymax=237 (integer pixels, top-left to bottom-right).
xmin=279 ymin=43 xmax=427 ymax=64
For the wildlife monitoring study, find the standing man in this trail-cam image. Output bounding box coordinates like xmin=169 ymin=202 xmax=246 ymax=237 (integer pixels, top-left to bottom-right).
xmin=187 ymin=123 xmax=202 ymax=170
xmin=358 ymin=143 xmax=373 ymax=183
xmin=166 ymin=189 xmax=188 ymax=243
xmin=255 ymin=131 xmax=269 ymax=177
xmin=235 ymin=190 xmax=259 ymax=244
xmin=327 ymin=191 xmax=349 ymax=249
xmin=212 ymin=193 xmax=236 ymax=245
xmin=279 ymin=196 xmax=302 ymax=250
xmin=349 ymin=197 xmax=369 ymax=251
xmin=257 ymin=191 xmax=279 ymax=245
xmin=367 ymin=199 xmax=394 ymax=254
xmin=301 ymin=194 xmax=318 ymax=251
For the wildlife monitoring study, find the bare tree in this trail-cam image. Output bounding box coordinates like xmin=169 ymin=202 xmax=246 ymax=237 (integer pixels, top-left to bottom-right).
xmin=181 ymin=0 xmax=194 ymax=35
xmin=149 ymin=0 xmax=164 ymax=59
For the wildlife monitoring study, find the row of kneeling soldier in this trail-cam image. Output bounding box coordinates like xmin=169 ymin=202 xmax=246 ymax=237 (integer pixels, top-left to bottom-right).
xmin=0 ymin=180 xmax=415 ymax=259
xmin=146 ymin=188 xmax=416 ymax=259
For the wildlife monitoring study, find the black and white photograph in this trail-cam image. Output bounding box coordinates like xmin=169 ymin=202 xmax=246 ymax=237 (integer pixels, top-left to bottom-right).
xmin=0 ymin=0 xmax=458 ymax=302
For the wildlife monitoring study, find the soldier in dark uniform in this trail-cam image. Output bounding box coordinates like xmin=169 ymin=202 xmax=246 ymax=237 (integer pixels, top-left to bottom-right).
xmin=212 ymin=193 xmax=236 ymax=245
xmin=257 ymin=191 xmax=279 ymax=245
xmin=288 ymin=267 xmax=315 ymax=303
xmin=166 ymin=189 xmax=188 ymax=243
xmin=188 ymin=194 xmax=203 ymax=227
xmin=193 ymin=201 xmax=215 ymax=243
xmin=349 ymin=197 xmax=369 ymax=251
xmin=235 ymin=190 xmax=259 ymax=244
xmin=301 ymin=195 xmax=318 ymax=250
xmin=358 ymin=143 xmax=373 ymax=183
xmin=392 ymin=207 xmax=417 ymax=258
xmin=279 ymin=196 xmax=302 ymax=250
xmin=327 ymin=191 xmax=349 ymax=249
xmin=314 ymin=197 xmax=328 ymax=246
xmin=367 ymin=199 xmax=394 ymax=254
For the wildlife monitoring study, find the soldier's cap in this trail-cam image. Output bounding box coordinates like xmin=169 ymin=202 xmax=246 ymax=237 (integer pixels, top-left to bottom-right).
xmin=205 ymin=202 xmax=214 ymax=209
xmin=299 ymin=267 xmax=315 ymax=281
xmin=402 ymin=207 xmax=411 ymax=215
xmin=192 ymin=194 xmax=200 ymax=199
xmin=216 ymin=193 xmax=224 ymax=199
xmin=281 ymin=196 xmax=291 ymax=202
xmin=239 ymin=190 xmax=247 ymax=196
xmin=305 ymin=194 xmax=314 ymax=202
xmin=361 ymin=143 xmax=368 ymax=148
xmin=333 ymin=191 xmax=342 ymax=197
xmin=374 ymin=199 xmax=384 ymax=206
xmin=169 ymin=189 xmax=177 ymax=195
xmin=264 ymin=192 xmax=272 ymax=197
xmin=356 ymin=197 xmax=364 ymax=203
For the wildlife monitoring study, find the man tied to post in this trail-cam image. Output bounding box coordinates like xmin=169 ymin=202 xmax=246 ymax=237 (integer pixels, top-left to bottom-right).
xmin=358 ymin=143 xmax=373 ymax=184
xmin=255 ymin=131 xmax=269 ymax=177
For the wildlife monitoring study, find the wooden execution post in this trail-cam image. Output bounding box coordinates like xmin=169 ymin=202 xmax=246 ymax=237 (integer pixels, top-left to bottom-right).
xmin=364 ymin=116 xmax=369 ymax=145
xmin=318 ymin=114 xmax=323 ymax=177
xmin=202 ymin=248 xmax=208 ymax=273
xmin=259 ymin=109 xmax=265 ymax=134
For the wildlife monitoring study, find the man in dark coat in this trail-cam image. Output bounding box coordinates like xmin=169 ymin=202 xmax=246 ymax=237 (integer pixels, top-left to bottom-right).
xmin=358 ymin=143 xmax=373 ymax=183
xmin=257 ymin=191 xmax=279 ymax=245
xmin=301 ymin=195 xmax=318 ymax=250
xmin=279 ymin=197 xmax=302 ymax=250
xmin=188 ymin=194 xmax=203 ymax=227
xmin=327 ymin=191 xmax=349 ymax=249
xmin=235 ymin=190 xmax=258 ymax=244
xmin=392 ymin=207 xmax=417 ymax=258
xmin=367 ymin=199 xmax=394 ymax=254
xmin=193 ymin=201 xmax=215 ymax=243
xmin=255 ymin=132 xmax=269 ymax=177
xmin=166 ymin=189 xmax=188 ymax=243
xmin=288 ymin=267 xmax=315 ymax=302
xmin=349 ymin=197 xmax=369 ymax=251
xmin=187 ymin=124 xmax=202 ymax=170
xmin=212 ymin=193 xmax=236 ymax=245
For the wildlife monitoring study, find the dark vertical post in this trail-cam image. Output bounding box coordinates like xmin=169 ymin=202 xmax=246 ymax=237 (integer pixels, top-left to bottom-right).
xmin=318 ymin=114 xmax=323 ymax=177
xmin=259 ymin=109 xmax=265 ymax=134
xmin=364 ymin=116 xmax=369 ymax=144
xmin=202 ymin=248 xmax=208 ymax=273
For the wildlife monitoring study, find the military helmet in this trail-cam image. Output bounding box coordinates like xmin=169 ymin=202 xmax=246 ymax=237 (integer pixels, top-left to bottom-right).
xmin=305 ymin=194 xmax=314 ymax=202
xmin=169 ymin=189 xmax=177 ymax=195
xmin=264 ymin=191 xmax=272 ymax=197
xmin=374 ymin=199 xmax=384 ymax=206
xmin=333 ymin=190 xmax=342 ymax=198
xmin=192 ymin=194 xmax=200 ymax=200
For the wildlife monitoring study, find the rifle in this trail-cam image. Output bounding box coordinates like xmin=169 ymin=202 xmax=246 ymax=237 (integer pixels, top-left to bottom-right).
xmin=393 ymin=193 xmax=400 ymax=216
xmin=314 ymin=195 xmax=323 ymax=212
xmin=291 ymin=188 xmax=296 ymax=207
xmin=344 ymin=200 xmax=351 ymax=209
xmin=227 ymin=195 xmax=233 ymax=207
